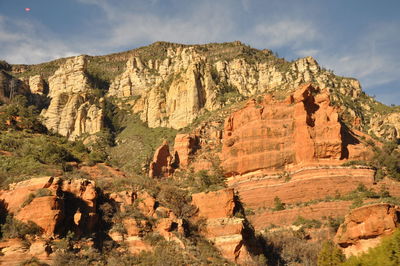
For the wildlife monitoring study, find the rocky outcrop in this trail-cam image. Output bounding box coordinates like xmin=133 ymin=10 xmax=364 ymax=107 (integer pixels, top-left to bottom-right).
xmin=41 ymin=56 xmax=103 ymax=140
xmin=227 ymin=167 xmax=376 ymax=210
xmin=173 ymin=134 xmax=200 ymax=168
xmin=149 ymin=140 xmax=176 ymax=178
xmin=0 ymin=238 xmax=53 ymax=266
xmin=250 ymin=201 xmax=354 ymax=230
xmin=334 ymin=203 xmax=400 ymax=257
xmin=16 ymin=196 xmax=64 ymax=236
xmin=28 ymin=75 xmax=46 ymax=94
xmin=370 ymin=112 xmax=400 ymax=141
xmin=106 ymin=43 xmax=372 ymax=132
xmin=191 ymin=188 xmax=262 ymax=264
xmin=109 ymin=47 xmax=219 ymax=129
xmin=0 ymin=176 xmax=98 ymax=236
xmin=221 ymin=84 xmax=369 ymax=176
xmin=108 ymin=190 xmax=185 ymax=254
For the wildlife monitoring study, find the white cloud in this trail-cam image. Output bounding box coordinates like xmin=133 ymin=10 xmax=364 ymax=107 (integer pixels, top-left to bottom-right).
xmin=317 ymin=22 xmax=400 ymax=90
xmin=0 ymin=16 xmax=78 ymax=64
xmin=253 ymin=20 xmax=319 ymax=48
xmin=76 ymin=0 xmax=236 ymax=49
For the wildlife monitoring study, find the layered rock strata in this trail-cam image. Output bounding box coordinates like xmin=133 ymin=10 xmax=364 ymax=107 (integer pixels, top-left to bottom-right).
xmin=107 ymin=44 xmax=371 ymax=132
xmin=41 ymin=56 xmax=103 ymax=139
xmin=221 ymin=84 xmax=369 ymax=176
xmin=191 ymin=188 xmax=262 ymax=264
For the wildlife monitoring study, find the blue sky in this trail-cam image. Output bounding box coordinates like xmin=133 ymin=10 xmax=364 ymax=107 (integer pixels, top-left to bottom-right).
xmin=0 ymin=0 xmax=399 ymax=105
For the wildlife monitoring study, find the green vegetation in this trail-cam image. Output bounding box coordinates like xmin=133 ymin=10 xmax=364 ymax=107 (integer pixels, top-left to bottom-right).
xmin=12 ymin=58 xmax=67 ymax=81
xmin=0 ymin=215 xmax=42 ymax=239
xmin=293 ymin=216 xmax=322 ymax=229
xmin=317 ymin=240 xmax=345 ymax=266
xmin=263 ymin=229 xmax=323 ymax=265
xmin=53 ymin=237 xmax=231 ymax=266
xmin=0 ymin=60 xmax=11 ymax=71
xmin=371 ymin=141 xmax=400 ymax=181
xmin=0 ymin=95 xmax=45 ymax=132
xmin=0 ymin=129 xmax=90 ymax=187
xmin=108 ymin=114 xmax=177 ymax=174
xmin=273 ymin=196 xmax=286 ymax=211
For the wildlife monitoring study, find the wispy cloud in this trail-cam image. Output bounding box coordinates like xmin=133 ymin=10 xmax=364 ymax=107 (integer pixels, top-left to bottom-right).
xmin=77 ymin=0 xmax=236 ymax=49
xmin=0 ymin=16 xmax=77 ymax=64
xmin=317 ymin=22 xmax=400 ymax=91
xmin=252 ymin=20 xmax=319 ymax=48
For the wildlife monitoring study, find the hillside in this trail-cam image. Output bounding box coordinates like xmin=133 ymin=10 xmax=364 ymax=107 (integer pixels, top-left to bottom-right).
xmin=0 ymin=41 xmax=399 ymax=265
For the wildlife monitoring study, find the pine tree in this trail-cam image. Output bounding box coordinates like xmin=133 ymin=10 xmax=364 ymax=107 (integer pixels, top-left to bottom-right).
xmin=317 ymin=240 xmax=345 ymax=266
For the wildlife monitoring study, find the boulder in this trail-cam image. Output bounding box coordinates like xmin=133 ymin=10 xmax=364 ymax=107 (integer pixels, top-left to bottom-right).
xmin=334 ymin=203 xmax=400 ymax=257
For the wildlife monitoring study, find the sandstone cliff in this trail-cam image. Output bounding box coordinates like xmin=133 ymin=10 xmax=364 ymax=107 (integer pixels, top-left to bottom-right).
xmin=6 ymin=42 xmax=398 ymax=141
xmin=40 ymin=56 xmax=103 ymax=139
xmin=334 ymin=204 xmax=400 ymax=257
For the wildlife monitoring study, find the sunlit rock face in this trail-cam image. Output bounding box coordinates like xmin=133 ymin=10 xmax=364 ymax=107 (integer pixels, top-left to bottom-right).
xmin=41 ymin=56 xmax=103 ymax=140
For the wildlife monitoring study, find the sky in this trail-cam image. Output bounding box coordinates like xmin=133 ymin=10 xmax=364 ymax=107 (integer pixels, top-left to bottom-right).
xmin=0 ymin=0 xmax=399 ymax=105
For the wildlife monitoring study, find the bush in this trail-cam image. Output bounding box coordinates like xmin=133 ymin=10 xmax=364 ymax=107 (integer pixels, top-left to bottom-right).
xmin=317 ymin=240 xmax=345 ymax=266
xmin=0 ymin=95 xmax=45 ymax=132
xmin=272 ymin=196 xmax=285 ymax=211
xmin=293 ymin=216 xmax=322 ymax=229
xmin=1 ymin=215 xmax=42 ymax=239
xmin=264 ymin=230 xmax=322 ymax=265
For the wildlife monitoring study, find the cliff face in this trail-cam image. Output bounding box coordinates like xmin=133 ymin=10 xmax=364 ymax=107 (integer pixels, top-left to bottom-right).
xmin=221 ymin=84 xmax=369 ymax=176
xmin=107 ymin=45 xmax=369 ymax=131
xmin=4 ymin=42 xmax=398 ymax=141
xmin=41 ymin=56 xmax=103 ymax=140
xmin=109 ymin=47 xmax=219 ymax=129
xmin=334 ymin=204 xmax=400 ymax=257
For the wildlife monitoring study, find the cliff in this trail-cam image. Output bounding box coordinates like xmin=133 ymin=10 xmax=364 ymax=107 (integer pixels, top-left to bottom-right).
xmin=5 ymin=41 xmax=399 ymax=140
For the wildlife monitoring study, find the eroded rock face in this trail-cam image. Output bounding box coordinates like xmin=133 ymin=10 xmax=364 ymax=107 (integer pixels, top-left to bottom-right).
xmin=41 ymin=56 xmax=103 ymax=140
xmin=370 ymin=112 xmax=400 ymax=141
xmin=149 ymin=140 xmax=176 ymax=178
xmin=334 ymin=203 xmax=400 ymax=257
xmin=173 ymin=134 xmax=200 ymax=168
xmin=28 ymin=75 xmax=46 ymax=95
xmin=109 ymin=48 xmax=219 ymax=129
xmin=191 ymin=188 xmax=259 ymax=264
xmin=107 ymin=44 xmax=368 ymax=131
xmin=221 ymin=84 xmax=368 ymax=176
xmin=16 ymin=196 xmax=64 ymax=236
xmin=0 ymin=176 xmax=98 ymax=237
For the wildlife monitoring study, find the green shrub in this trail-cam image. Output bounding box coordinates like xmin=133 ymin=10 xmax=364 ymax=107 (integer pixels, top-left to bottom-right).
xmin=272 ymin=196 xmax=285 ymax=211
xmin=1 ymin=215 xmax=42 ymax=239
xmin=317 ymin=240 xmax=345 ymax=266
xmin=293 ymin=216 xmax=322 ymax=229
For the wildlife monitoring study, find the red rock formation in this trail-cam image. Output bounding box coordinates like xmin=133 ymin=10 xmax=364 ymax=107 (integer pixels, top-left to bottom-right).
xmin=191 ymin=188 xmax=254 ymax=264
xmin=192 ymin=188 xmax=235 ymax=219
xmin=149 ymin=140 xmax=175 ymax=177
xmin=0 ymin=176 xmax=55 ymax=213
xmin=173 ymin=133 xmax=199 ymax=168
xmin=221 ymin=84 xmax=368 ymax=176
xmin=334 ymin=203 xmax=400 ymax=257
xmin=16 ymin=196 xmax=64 ymax=236
xmin=0 ymin=177 xmax=98 ymax=237
xmin=228 ymin=167 xmax=375 ymax=211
